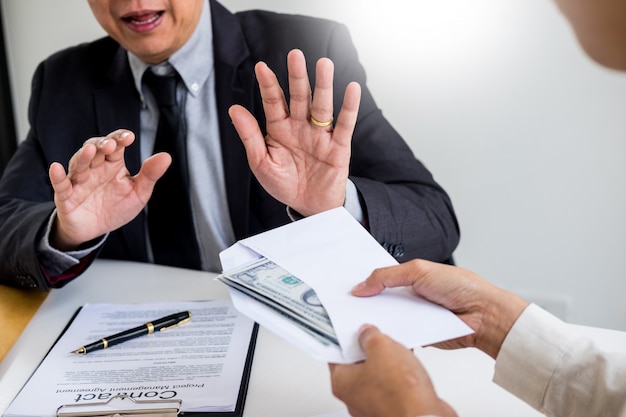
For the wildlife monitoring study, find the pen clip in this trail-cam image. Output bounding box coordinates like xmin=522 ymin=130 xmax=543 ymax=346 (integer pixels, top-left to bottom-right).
xmin=159 ymin=316 xmax=191 ymax=332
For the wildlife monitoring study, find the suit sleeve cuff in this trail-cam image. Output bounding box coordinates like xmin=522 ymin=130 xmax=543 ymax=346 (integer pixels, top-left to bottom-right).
xmin=37 ymin=210 xmax=107 ymax=276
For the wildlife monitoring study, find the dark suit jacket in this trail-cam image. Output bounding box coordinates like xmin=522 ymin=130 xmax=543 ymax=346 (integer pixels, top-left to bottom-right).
xmin=0 ymin=1 xmax=459 ymax=290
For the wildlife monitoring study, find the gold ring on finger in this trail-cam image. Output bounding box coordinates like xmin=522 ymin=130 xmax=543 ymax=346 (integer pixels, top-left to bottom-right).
xmin=310 ymin=115 xmax=334 ymax=127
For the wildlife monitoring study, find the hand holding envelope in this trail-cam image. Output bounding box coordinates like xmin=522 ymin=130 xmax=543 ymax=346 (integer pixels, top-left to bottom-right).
xmin=218 ymin=207 xmax=472 ymax=364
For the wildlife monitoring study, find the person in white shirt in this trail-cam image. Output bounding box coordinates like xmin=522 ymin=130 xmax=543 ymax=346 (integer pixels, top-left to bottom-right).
xmin=328 ymin=0 xmax=626 ymax=416
xmin=330 ymin=260 xmax=626 ymax=417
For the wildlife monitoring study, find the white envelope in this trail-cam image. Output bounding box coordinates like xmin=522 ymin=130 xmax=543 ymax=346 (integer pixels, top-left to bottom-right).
xmin=219 ymin=207 xmax=473 ymax=364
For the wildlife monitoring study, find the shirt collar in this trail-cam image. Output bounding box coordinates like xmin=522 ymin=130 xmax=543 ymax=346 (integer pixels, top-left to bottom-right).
xmin=128 ymin=0 xmax=214 ymax=102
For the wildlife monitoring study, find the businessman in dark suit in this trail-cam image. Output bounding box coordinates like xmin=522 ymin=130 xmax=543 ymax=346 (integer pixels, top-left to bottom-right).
xmin=0 ymin=0 xmax=459 ymax=290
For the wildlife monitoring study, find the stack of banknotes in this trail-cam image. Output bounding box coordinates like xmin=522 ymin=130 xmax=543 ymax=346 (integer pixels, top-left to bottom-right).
xmin=217 ymin=257 xmax=338 ymax=346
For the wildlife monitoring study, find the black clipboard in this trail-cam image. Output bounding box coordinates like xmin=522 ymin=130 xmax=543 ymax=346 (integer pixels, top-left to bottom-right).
xmin=5 ymin=304 xmax=258 ymax=417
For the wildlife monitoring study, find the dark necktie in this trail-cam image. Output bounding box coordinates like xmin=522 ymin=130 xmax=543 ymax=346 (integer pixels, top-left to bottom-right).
xmin=143 ymin=69 xmax=202 ymax=269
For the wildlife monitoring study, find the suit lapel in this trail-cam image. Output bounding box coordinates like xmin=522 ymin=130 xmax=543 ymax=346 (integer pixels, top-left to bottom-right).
xmin=93 ymin=44 xmax=146 ymax=261
xmin=94 ymin=46 xmax=142 ymax=175
xmin=210 ymin=0 xmax=257 ymax=240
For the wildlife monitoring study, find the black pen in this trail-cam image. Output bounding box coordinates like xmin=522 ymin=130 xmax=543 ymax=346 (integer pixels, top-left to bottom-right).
xmin=71 ymin=311 xmax=191 ymax=354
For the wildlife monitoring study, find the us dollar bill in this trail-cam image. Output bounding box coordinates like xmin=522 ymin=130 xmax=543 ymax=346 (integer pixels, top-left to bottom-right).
xmin=217 ymin=257 xmax=338 ymax=345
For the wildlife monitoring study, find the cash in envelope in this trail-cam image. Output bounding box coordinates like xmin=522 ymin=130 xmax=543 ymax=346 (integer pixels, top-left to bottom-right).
xmin=217 ymin=257 xmax=338 ymax=346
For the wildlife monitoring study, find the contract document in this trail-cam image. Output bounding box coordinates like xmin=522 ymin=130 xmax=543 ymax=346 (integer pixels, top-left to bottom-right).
xmin=218 ymin=207 xmax=473 ymax=364
xmin=4 ymin=300 xmax=256 ymax=417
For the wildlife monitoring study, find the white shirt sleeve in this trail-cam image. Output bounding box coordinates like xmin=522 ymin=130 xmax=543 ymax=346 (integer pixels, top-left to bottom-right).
xmin=493 ymin=304 xmax=626 ymax=417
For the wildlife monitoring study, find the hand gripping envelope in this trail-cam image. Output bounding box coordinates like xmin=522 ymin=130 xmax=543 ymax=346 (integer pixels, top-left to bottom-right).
xmin=218 ymin=207 xmax=472 ymax=364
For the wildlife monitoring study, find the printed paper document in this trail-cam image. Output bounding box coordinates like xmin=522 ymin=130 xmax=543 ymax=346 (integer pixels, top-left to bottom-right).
xmin=4 ymin=300 xmax=255 ymax=417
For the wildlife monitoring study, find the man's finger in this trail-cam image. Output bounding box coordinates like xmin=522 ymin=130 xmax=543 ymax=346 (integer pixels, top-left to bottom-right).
xmin=287 ymin=49 xmax=312 ymax=122
xmin=357 ymin=323 xmax=383 ymax=352
xmin=49 ymin=162 xmax=72 ymax=200
xmin=332 ymin=81 xmax=361 ymax=148
xmin=229 ymin=104 xmax=268 ymax=170
xmin=309 ymin=57 xmax=334 ymax=127
xmin=352 ymin=261 xmax=429 ymax=297
xmin=255 ymin=61 xmax=290 ymax=125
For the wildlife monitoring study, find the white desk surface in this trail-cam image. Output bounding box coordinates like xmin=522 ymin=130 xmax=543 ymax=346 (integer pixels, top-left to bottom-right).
xmin=2 ymin=259 xmax=625 ymax=417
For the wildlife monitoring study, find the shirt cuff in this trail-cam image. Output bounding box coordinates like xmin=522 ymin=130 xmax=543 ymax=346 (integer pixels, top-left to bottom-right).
xmin=493 ymin=303 xmax=578 ymax=410
xmin=37 ymin=210 xmax=107 ymax=276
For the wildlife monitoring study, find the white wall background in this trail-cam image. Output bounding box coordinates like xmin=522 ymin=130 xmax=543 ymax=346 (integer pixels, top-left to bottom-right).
xmin=2 ymin=0 xmax=625 ymax=330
